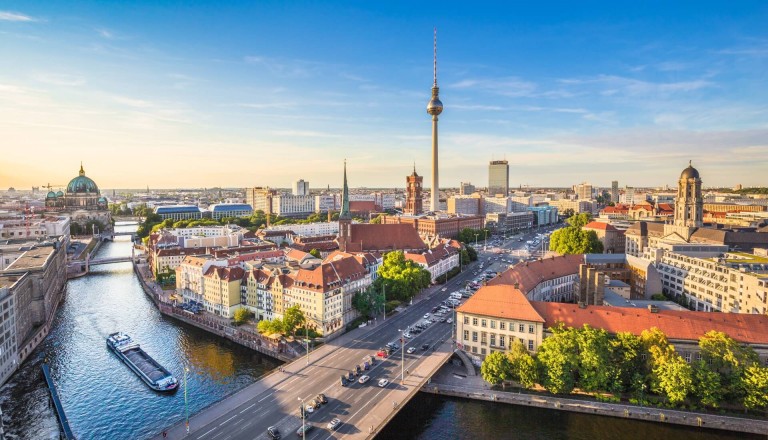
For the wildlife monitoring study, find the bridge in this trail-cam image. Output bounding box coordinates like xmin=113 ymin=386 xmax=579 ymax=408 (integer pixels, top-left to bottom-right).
xmin=152 ymin=268 xmax=477 ymax=440
xmin=68 ymin=247 xmax=143 ymax=273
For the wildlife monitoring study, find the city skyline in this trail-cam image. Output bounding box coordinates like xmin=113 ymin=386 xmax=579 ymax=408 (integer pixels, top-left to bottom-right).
xmin=1 ymin=2 xmax=767 ymax=189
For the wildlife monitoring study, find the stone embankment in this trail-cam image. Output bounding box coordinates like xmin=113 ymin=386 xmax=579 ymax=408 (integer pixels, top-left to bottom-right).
xmin=133 ymin=263 xmax=295 ymax=362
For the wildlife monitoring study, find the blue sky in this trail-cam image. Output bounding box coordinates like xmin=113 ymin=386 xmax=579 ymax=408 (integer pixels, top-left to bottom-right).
xmin=1 ymin=1 xmax=766 ymax=190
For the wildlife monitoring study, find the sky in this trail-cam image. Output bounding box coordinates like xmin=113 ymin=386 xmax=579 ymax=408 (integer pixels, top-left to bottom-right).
xmin=1 ymin=1 xmax=767 ymax=191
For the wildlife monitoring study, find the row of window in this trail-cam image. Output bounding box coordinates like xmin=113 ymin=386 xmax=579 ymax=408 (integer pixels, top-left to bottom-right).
xmin=464 ymin=316 xmax=535 ymax=334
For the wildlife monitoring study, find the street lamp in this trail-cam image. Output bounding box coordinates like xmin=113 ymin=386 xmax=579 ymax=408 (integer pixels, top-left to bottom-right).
xmin=474 ymin=233 xmax=479 ymax=248
xmin=382 ymin=283 xmax=386 ymax=322
xmin=398 ymin=328 xmax=405 ymax=384
xmin=298 ymin=396 xmax=306 ymax=440
xmin=305 ymin=320 xmax=310 ymax=365
xmin=184 ymin=366 xmax=190 ymax=434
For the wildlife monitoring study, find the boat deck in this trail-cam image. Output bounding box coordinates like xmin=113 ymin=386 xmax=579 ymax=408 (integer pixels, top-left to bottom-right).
xmin=123 ymin=347 xmax=168 ymax=383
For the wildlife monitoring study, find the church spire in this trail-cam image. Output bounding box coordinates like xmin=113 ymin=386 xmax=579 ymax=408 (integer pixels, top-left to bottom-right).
xmin=79 ymin=162 xmax=85 ymax=176
xmin=340 ymin=160 xmax=351 ymax=219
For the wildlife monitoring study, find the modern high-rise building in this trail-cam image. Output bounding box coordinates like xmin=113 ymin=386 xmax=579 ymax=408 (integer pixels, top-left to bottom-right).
xmin=574 ymin=182 xmax=593 ymax=200
xmin=459 ymin=182 xmax=476 ymax=195
xmin=292 ymin=179 xmax=309 ymax=196
xmin=488 ymin=160 xmax=509 ymax=197
xmin=405 ymin=167 xmax=424 ymax=215
xmin=427 ymin=29 xmax=443 ymax=213
xmin=611 ymin=181 xmax=619 ymax=203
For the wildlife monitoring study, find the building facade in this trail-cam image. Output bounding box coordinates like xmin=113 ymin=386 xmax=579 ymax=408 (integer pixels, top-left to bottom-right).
xmin=155 ymin=205 xmax=203 ymax=221
xmin=488 ymin=160 xmax=509 ymax=197
xmin=460 ymin=182 xmax=476 ymax=195
xmin=293 ymin=179 xmax=310 ymax=196
xmin=209 ymin=203 xmax=253 ymax=220
xmin=404 ymin=168 xmax=424 ymax=215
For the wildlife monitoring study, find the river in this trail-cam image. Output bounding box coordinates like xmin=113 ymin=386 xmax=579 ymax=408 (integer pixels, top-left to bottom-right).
xmin=0 ymin=224 xmax=761 ymax=439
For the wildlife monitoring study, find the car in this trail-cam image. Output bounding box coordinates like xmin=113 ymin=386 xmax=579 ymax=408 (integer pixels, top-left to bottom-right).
xmin=296 ymin=424 xmax=313 ymax=437
xmin=378 ymin=378 xmax=389 ymax=387
xmin=358 ymin=374 xmax=370 ymax=384
xmin=440 ymin=317 xmax=447 ymax=323
xmin=403 ymin=332 xmax=412 ymax=339
xmin=267 ymin=426 xmax=281 ymax=439
xmin=310 ymin=399 xmax=321 ymax=409
xmin=407 ymin=347 xmax=416 ymax=354
xmin=423 ymin=313 xmax=430 ymax=319
xmin=447 ymin=318 xmax=453 ymax=324
xmin=327 ymin=418 xmax=342 ymax=431
xmin=376 ymin=349 xmax=387 ymax=357
xmin=305 ymin=404 xmax=315 ymax=413
xmin=316 ymin=393 xmax=327 ymax=404
xmin=421 ymin=343 xmax=430 ymax=350
xmin=441 ymin=287 xmax=447 ymax=291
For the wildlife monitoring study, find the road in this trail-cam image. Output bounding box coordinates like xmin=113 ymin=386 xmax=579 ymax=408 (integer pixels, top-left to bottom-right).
xmin=157 ymin=225 xmax=562 ymax=440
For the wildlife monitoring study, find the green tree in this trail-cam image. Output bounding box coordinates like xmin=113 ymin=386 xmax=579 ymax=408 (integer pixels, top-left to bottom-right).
xmin=233 ymin=307 xmax=252 ymax=326
xmin=655 ymin=352 xmax=694 ymax=405
xmin=640 ymin=327 xmax=675 ymax=394
xmin=464 ymin=245 xmax=478 ymax=261
xmin=742 ymin=364 xmax=768 ymax=411
xmin=506 ymin=340 xmax=538 ymax=388
xmin=576 ymin=325 xmax=616 ymax=392
xmin=699 ymin=330 xmax=759 ymax=400
xmin=376 ymin=251 xmax=431 ymax=301
xmin=692 ymin=360 xmax=723 ymax=408
xmin=481 ymin=352 xmax=513 ymax=388
xmin=309 ymin=249 xmax=321 ymax=258
xmin=566 ymin=213 xmax=592 ymax=228
xmin=610 ymin=332 xmax=646 ymax=393
xmin=283 ymin=304 xmax=306 ymax=338
xmin=370 ymin=214 xmax=383 ymax=224
xmin=257 ymin=318 xmax=284 ymax=335
xmin=351 ymin=286 xmax=385 ymax=318
xmin=536 ymin=324 xmax=580 ymax=394
xmin=549 ymin=226 xmax=603 ymax=255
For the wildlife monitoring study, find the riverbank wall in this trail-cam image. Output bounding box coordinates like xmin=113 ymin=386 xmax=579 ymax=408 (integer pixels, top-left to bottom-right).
xmin=132 ymin=263 xmax=294 ymax=362
xmin=422 ymin=382 xmax=768 ymax=436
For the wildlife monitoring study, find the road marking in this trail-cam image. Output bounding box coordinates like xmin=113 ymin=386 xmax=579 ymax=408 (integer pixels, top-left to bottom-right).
xmin=198 ymin=427 xmax=217 ymax=438
xmin=219 ymin=415 xmax=237 ymax=426
xmin=258 ymin=394 xmax=272 ymax=403
xmin=239 ymin=403 xmax=256 ymax=414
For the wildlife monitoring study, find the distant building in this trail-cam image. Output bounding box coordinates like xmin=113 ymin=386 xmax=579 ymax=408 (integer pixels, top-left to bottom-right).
xmin=245 ymin=187 xmax=277 ymax=214
xmin=209 ymin=203 xmax=253 ymax=220
xmin=0 ymin=286 xmax=17 ymax=385
xmin=459 ymin=182 xmax=476 ymax=196
xmin=381 ymin=214 xmax=484 ymax=241
xmin=527 ymin=206 xmax=558 ymax=226
xmin=611 ymin=181 xmax=619 ymax=203
xmin=447 ymin=195 xmax=482 ymax=216
xmin=404 ymin=167 xmax=423 ymax=215
xmin=583 ymin=221 xmax=625 ymax=254
xmin=574 ymin=182 xmax=593 ymax=200
xmin=292 ymin=179 xmax=309 ymax=196
xmin=155 ymin=205 xmax=203 ymax=221
xmin=44 ymin=163 xmax=111 ymax=229
xmin=270 ymin=195 xmax=315 ymax=217
xmin=488 ymin=160 xmax=509 ymax=197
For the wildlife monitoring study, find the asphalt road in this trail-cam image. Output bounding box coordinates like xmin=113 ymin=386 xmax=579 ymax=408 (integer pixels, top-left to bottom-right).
xmin=163 ymin=226 xmax=562 ymax=440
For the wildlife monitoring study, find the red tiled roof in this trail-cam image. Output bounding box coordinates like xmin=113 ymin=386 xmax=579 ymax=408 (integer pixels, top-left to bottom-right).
xmin=349 ymin=200 xmax=376 ymax=212
xmin=345 ymin=224 xmax=426 ymax=252
xmin=156 ymin=248 xmax=207 ymax=257
xmin=203 ymin=266 xmax=245 ymax=282
xmin=457 ymin=285 xmax=545 ymax=322
xmin=488 ymin=254 xmax=583 ymax=293
xmin=583 ymin=221 xmax=618 ymax=231
xmin=530 ymin=302 xmax=768 ymax=345
xmin=293 ymin=255 xmax=367 ymax=292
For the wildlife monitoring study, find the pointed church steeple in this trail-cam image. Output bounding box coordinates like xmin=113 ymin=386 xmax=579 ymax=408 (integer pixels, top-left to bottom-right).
xmin=79 ymin=162 xmax=85 ymax=176
xmin=340 ymin=160 xmax=351 ymax=220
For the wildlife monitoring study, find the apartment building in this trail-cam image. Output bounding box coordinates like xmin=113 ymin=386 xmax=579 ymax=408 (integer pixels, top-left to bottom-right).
xmin=404 ymin=244 xmax=460 ymax=283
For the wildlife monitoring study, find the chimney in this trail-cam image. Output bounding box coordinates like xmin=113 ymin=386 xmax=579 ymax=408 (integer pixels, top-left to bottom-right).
xmin=648 ymin=304 xmax=659 ymax=313
xmin=578 ymin=301 xmax=587 ymax=309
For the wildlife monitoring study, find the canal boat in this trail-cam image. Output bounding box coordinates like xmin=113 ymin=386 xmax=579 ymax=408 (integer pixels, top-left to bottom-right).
xmin=106 ymin=332 xmax=179 ymax=392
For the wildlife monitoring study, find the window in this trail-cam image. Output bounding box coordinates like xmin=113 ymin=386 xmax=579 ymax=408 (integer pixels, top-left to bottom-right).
xmin=490 ymin=334 xmax=496 ymax=347
xmin=528 ymin=340 xmax=534 ymax=351
xmin=528 ymin=324 xmax=534 ymax=334
xmin=519 ymin=324 xmax=525 ymax=333
xmin=481 ymin=348 xmax=486 ymax=355
xmin=472 ymin=317 xmax=478 ymax=326
xmin=463 ymin=330 xmax=469 ymax=340
xmin=481 ymin=332 xmax=487 ymax=345
xmin=481 ymin=319 xmax=487 ymax=328
xmin=499 ymin=321 xmax=506 ymax=330
xmin=499 ymin=335 xmax=505 ymax=348
xmin=490 ymin=320 xmax=496 ymax=329
xmin=464 ymin=316 xmax=469 ymax=324
xmin=472 ymin=332 xmax=478 ymax=342
xmin=472 ymin=346 xmax=477 ymax=354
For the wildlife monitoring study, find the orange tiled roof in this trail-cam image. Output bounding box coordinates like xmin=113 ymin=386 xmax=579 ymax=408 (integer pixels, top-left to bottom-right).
xmin=345 ymin=224 xmax=426 ymax=252
xmin=583 ymin=221 xmax=618 ymax=232
xmin=457 ymin=284 xmax=545 ymax=322
xmin=488 ymin=254 xmax=583 ymax=293
xmin=530 ymin=302 xmax=768 ymax=345
xmin=293 ymin=255 xmax=367 ymax=292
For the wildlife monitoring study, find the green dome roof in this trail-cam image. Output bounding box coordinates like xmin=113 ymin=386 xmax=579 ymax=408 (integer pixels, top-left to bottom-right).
xmin=46 ymin=191 xmax=56 ymax=198
xmin=66 ymin=163 xmax=99 ymax=194
xmin=56 ymin=191 xmax=64 ymax=197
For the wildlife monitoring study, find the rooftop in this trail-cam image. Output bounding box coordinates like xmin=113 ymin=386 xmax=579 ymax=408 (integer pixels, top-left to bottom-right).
xmin=457 ymin=284 xmax=545 ymax=323
xmin=4 ymin=246 xmax=56 ymax=271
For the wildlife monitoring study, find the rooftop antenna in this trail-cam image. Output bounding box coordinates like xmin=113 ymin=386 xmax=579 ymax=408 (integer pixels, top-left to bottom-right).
xmin=433 ymin=27 xmax=438 ymax=87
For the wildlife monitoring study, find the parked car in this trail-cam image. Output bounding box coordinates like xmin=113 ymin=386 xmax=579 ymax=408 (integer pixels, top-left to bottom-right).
xmin=327 ymin=418 xmax=342 ymax=431
xmin=316 ymin=393 xmax=327 ymax=404
xmin=376 ymin=349 xmax=387 ymax=357
xmin=423 ymin=313 xmax=431 ymax=319
xmin=407 ymin=347 xmax=416 ymax=354
xmin=358 ymin=374 xmax=371 ymax=384
xmin=421 ymin=343 xmax=430 ymax=350
xmin=296 ymin=424 xmax=313 ymax=437
xmin=378 ymin=378 xmax=389 ymax=387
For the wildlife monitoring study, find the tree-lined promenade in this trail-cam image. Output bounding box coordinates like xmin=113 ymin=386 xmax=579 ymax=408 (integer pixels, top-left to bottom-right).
xmin=480 ymin=325 xmax=768 ymax=415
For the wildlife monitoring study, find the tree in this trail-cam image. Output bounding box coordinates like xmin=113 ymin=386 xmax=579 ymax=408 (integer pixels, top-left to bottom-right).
xmin=351 ymin=286 xmax=385 ymax=318
xmin=536 ymin=324 xmax=580 ymax=394
xmin=640 ymin=327 xmax=675 ymax=394
xmin=457 ymin=228 xmax=485 ymax=244
xmin=257 ymin=318 xmax=284 ymax=335
xmin=376 ymin=251 xmax=431 ymax=301
xmin=233 ymin=307 xmax=252 ymax=326
xmin=655 ymin=352 xmax=694 ymax=405
xmin=283 ymin=304 xmax=306 ymax=338
xmin=741 ymin=364 xmax=768 ymax=411
xmin=549 ymin=226 xmax=603 ymax=255
xmin=610 ymin=332 xmax=646 ymax=393
xmin=309 ymin=249 xmax=321 ymax=258
xmin=506 ymin=340 xmax=538 ymax=388
xmin=699 ymin=330 xmax=759 ymax=400
xmin=566 ymin=213 xmax=592 ymax=228
xmin=692 ymin=360 xmax=723 ymax=408
xmin=370 ymin=214 xmax=383 ymax=224
xmin=464 ymin=245 xmax=478 ymax=261
xmin=575 ymin=325 xmax=616 ymax=392
xmin=481 ymin=352 xmax=512 ymax=388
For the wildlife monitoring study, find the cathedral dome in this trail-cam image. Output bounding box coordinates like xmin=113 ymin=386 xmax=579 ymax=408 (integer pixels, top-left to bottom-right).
xmin=56 ymin=191 xmax=64 ymax=197
xmin=46 ymin=191 xmax=56 ymax=199
xmin=680 ymin=162 xmax=700 ymax=180
xmin=66 ymin=163 xmax=99 ymax=194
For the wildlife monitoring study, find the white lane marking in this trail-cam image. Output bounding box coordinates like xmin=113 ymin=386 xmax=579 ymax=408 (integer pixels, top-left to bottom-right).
xmin=258 ymin=394 xmax=272 ymax=403
xmin=239 ymin=403 xmax=256 ymax=414
xmin=198 ymin=427 xmax=217 ymax=438
xmin=219 ymin=415 xmax=237 ymax=426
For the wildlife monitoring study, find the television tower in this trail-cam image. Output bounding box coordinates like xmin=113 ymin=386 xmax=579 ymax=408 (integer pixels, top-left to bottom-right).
xmin=427 ymin=28 xmax=443 ymax=213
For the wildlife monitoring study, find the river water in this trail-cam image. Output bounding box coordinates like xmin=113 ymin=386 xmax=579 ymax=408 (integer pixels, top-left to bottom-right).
xmin=0 ymin=224 xmax=761 ymax=440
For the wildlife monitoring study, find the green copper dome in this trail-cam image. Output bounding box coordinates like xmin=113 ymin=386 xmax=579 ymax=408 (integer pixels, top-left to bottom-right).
xmin=66 ymin=163 xmax=100 ymax=194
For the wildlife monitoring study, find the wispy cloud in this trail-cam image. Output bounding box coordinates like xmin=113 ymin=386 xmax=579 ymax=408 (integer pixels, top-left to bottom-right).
xmin=95 ymin=27 xmax=114 ymax=39
xmin=558 ymin=74 xmax=713 ymax=96
xmin=111 ymin=95 xmax=153 ymax=108
xmin=33 ymin=73 xmax=86 ymax=87
xmin=451 ymin=77 xmax=538 ymax=98
xmin=243 ymin=55 xmax=330 ymax=78
xmin=0 ymin=11 xmax=38 ymax=22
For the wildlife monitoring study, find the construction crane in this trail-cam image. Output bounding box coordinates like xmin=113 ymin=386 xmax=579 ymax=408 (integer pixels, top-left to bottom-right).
xmin=43 ymin=183 xmax=65 ymax=192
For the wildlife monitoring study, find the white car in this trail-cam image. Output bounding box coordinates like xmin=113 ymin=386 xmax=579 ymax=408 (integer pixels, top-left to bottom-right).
xmin=407 ymin=347 xmax=416 ymax=354
xmin=447 ymin=318 xmax=453 ymax=324
xmin=378 ymin=378 xmax=389 ymax=387
xmin=423 ymin=313 xmax=430 ymax=319
xmin=327 ymin=418 xmax=342 ymax=430
xmin=358 ymin=375 xmax=370 ymax=384
xmin=441 ymin=287 xmax=447 ymax=291
xmin=304 ymin=404 xmax=314 ymax=413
